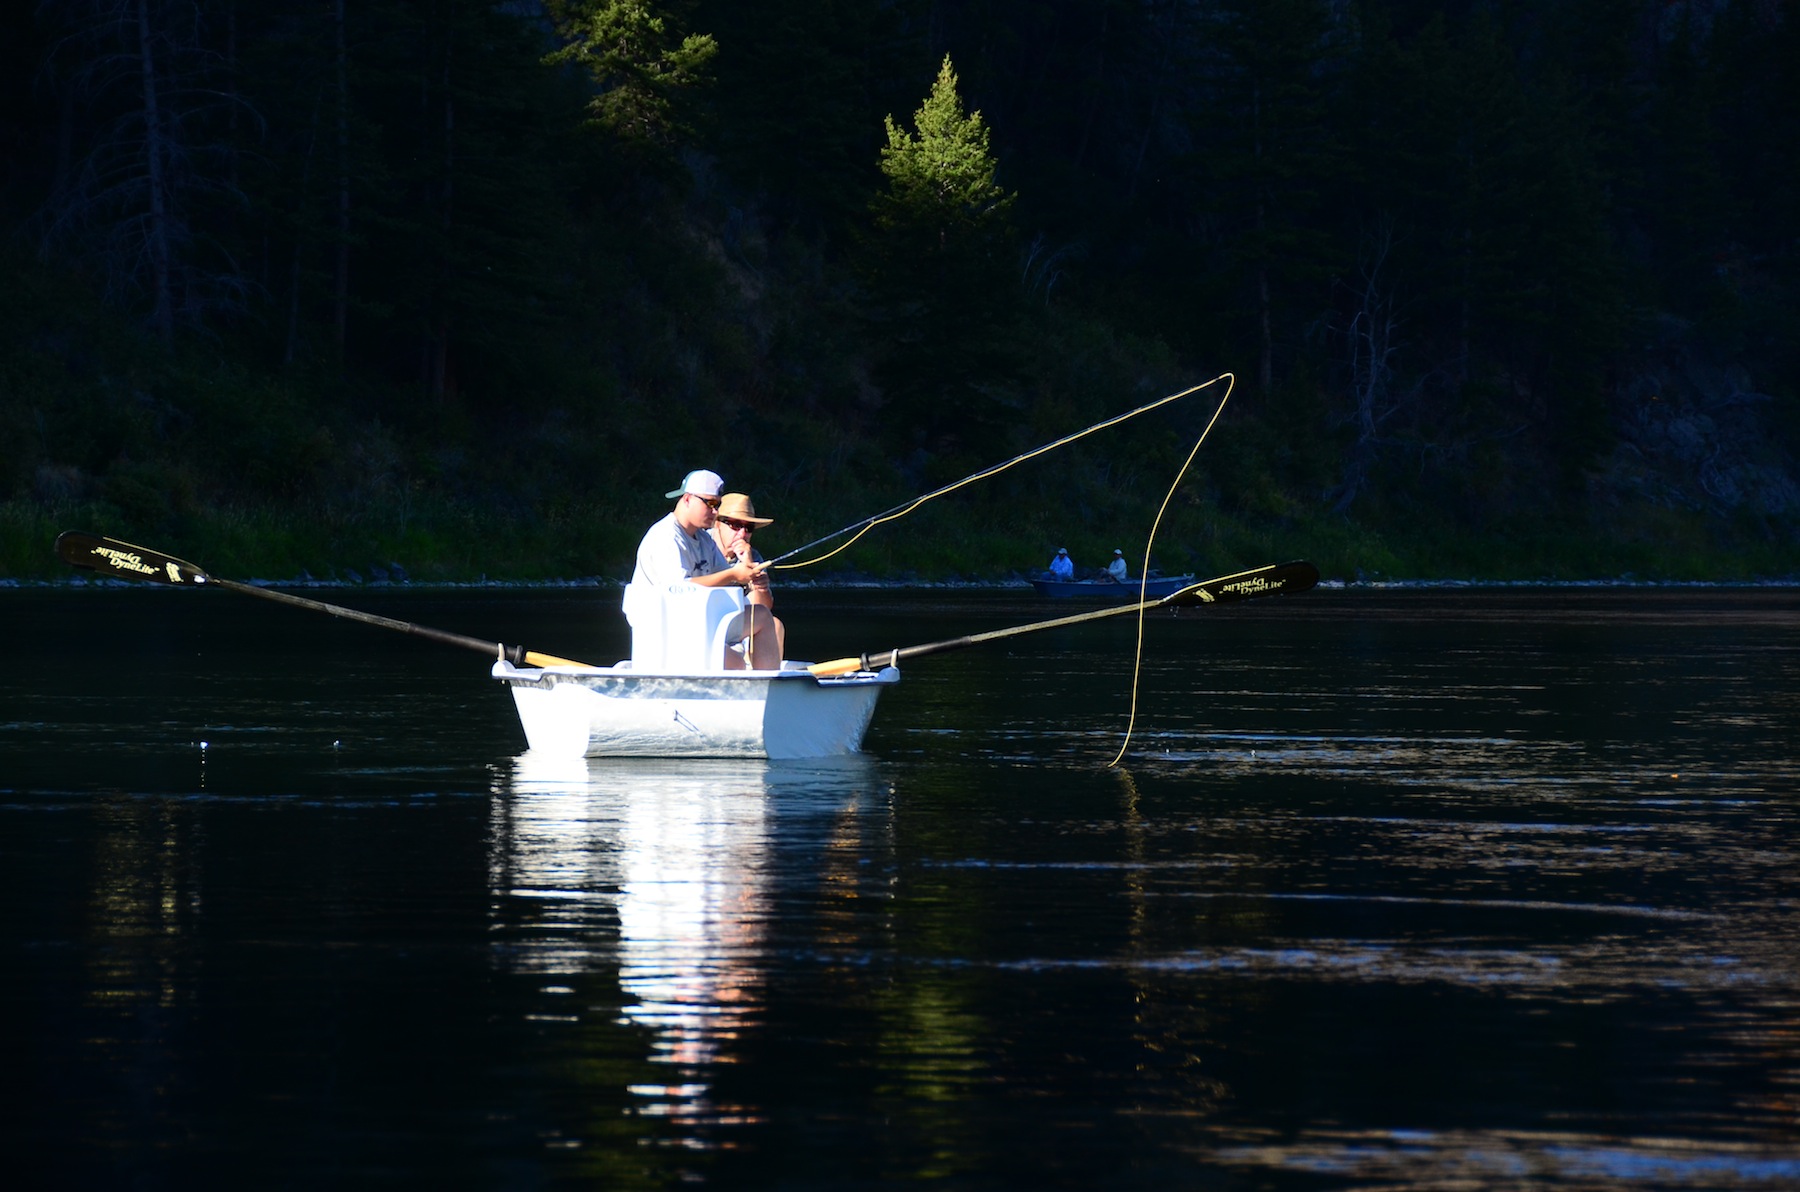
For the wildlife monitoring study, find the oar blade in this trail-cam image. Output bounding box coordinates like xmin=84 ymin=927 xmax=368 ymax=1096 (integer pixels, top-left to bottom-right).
xmin=1164 ymin=560 xmax=1318 ymax=607
xmin=56 ymin=531 xmax=210 ymax=585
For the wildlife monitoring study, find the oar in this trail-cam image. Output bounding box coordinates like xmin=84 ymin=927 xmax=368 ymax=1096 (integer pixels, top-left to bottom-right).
xmin=807 ymin=560 xmax=1320 ymax=677
xmin=55 ymin=531 xmax=590 ymax=668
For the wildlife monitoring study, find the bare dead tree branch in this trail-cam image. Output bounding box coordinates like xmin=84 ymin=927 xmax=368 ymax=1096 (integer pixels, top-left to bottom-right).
xmin=33 ymin=0 xmax=263 ymax=340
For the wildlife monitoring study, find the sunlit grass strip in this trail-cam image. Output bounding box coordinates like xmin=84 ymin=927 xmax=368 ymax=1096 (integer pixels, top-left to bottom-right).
xmin=4 ymin=496 xmax=1793 ymax=585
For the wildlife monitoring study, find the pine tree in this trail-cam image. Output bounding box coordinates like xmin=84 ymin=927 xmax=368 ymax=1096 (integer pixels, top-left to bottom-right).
xmin=872 ymin=57 xmax=1013 ymax=245
xmin=865 ymin=55 xmax=1019 ymax=453
xmin=544 ymin=0 xmax=717 ymax=154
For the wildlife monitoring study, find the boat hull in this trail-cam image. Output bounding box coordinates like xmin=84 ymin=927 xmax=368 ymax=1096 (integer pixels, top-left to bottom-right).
xmin=1028 ymin=574 xmax=1196 ymax=599
xmin=493 ymin=661 xmax=899 ymax=759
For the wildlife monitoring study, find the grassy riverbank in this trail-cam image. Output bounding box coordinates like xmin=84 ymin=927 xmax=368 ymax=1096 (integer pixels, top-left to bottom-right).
xmin=7 ymin=491 xmax=1794 ymax=587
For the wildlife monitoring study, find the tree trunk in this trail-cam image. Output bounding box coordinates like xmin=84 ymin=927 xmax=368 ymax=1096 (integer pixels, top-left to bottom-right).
xmin=426 ymin=40 xmax=454 ymax=405
xmin=333 ymin=0 xmax=350 ymax=363
xmin=1257 ymin=255 xmax=1273 ymax=395
xmin=225 ymin=0 xmax=238 ymax=193
xmin=286 ymin=87 xmax=324 ymax=367
xmin=136 ymin=0 xmax=174 ymax=342
xmin=1072 ymin=4 xmax=1108 ymax=170
xmin=1252 ymin=82 xmax=1272 ymax=395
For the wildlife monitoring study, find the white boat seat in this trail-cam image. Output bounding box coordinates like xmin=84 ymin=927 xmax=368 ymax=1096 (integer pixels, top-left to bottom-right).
xmin=621 ymin=582 xmax=747 ymax=672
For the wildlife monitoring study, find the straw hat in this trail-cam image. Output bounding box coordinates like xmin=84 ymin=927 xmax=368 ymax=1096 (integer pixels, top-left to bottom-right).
xmin=716 ymin=492 xmax=773 ymax=526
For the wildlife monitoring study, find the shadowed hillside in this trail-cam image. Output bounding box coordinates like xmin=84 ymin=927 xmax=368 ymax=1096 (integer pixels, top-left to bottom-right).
xmin=3 ymin=0 xmax=1795 ymax=583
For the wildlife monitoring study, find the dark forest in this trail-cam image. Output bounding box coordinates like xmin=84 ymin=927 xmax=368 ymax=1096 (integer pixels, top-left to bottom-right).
xmin=3 ymin=0 xmax=1796 ymax=582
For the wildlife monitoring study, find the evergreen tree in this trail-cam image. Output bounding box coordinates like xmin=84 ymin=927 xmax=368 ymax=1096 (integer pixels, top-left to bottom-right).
xmin=864 ymin=55 xmax=1019 ymax=455
xmin=544 ymin=0 xmax=716 ymax=154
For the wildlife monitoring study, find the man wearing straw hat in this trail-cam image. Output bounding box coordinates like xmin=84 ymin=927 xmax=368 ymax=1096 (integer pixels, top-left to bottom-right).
xmin=709 ymin=492 xmax=785 ymax=666
xmin=632 ymin=470 xmax=778 ymax=669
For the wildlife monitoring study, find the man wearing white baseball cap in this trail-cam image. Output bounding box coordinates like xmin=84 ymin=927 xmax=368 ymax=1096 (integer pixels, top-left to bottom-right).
xmin=630 ymin=469 xmax=775 ymax=667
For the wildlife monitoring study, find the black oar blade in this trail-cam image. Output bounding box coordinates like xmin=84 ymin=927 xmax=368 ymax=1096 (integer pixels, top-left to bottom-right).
xmin=1163 ymin=560 xmax=1319 ymax=607
xmin=56 ymin=531 xmax=210 ymax=586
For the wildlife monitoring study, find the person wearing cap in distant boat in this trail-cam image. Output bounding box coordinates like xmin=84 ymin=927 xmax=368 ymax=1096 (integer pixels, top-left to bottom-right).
xmin=709 ymin=492 xmax=785 ymax=665
xmin=1106 ymin=549 xmax=1129 ymax=583
xmin=632 ymin=470 xmax=776 ymax=668
xmin=1048 ymin=547 xmax=1075 ymax=579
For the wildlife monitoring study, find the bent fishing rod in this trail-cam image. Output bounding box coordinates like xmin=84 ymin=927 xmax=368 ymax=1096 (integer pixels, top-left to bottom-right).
xmin=764 ymin=376 xmax=1230 ymax=571
xmin=55 ymin=531 xmax=591 ymax=668
xmin=806 ymin=560 xmax=1319 ymax=677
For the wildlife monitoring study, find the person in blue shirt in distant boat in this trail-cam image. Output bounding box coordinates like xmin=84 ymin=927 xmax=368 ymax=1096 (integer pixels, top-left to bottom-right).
xmin=1048 ymin=547 xmax=1075 ymax=579
xmin=1106 ymin=549 xmax=1129 ymax=582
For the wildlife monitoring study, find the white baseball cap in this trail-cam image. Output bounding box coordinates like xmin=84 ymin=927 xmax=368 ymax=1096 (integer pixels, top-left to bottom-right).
xmin=665 ymin=469 xmax=725 ymax=499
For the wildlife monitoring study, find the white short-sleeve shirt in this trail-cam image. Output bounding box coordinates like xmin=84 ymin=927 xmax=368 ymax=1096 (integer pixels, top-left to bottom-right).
xmin=632 ymin=511 xmax=730 ymax=591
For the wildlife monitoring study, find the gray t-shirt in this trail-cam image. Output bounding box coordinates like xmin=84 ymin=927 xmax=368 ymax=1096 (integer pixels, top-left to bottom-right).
xmin=632 ymin=511 xmax=730 ymax=590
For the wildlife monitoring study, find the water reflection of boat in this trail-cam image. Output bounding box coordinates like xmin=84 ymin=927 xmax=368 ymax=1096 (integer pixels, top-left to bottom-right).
xmin=1028 ymin=573 xmax=1196 ymax=599
xmin=490 ymin=751 xmax=884 ymax=1142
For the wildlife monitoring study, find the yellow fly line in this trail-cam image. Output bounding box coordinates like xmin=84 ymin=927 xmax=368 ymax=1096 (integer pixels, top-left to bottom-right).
xmin=769 ymin=374 xmax=1234 ymax=573
xmin=762 ymin=373 xmax=1237 ymax=768
xmin=1109 ymin=373 xmax=1234 ymax=767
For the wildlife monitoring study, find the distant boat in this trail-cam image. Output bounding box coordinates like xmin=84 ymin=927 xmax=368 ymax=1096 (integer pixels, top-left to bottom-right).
xmin=1028 ymin=573 xmax=1197 ymax=599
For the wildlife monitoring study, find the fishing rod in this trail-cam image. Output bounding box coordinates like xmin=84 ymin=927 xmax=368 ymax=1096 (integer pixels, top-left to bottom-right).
xmin=55 ymin=531 xmax=591 ymax=668
xmin=806 ymin=560 xmax=1319 ymax=677
xmin=764 ymin=376 xmax=1229 ymax=570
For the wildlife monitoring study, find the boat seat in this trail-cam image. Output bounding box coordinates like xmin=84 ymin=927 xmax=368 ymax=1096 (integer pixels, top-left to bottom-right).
xmin=621 ymin=582 xmax=747 ymax=672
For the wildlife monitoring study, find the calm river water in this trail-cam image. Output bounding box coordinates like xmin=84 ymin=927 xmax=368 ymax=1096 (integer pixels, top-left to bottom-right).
xmin=3 ymin=584 xmax=1798 ymax=1189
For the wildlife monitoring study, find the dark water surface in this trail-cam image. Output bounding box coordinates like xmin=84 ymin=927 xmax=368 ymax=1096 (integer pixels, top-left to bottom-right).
xmin=3 ymin=584 xmax=1797 ymax=1189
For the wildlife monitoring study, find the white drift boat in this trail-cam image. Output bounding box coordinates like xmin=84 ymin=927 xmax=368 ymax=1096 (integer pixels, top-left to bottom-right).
xmin=493 ymin=583 xmax=898 ymax=760
xmin=493 ymin=661 xmax=896 ymax=759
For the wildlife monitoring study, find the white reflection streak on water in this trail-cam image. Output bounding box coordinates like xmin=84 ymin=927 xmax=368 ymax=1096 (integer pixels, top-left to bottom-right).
xmin=614 ymin=772 xmax=767 ymax=1073
xmin=492 ymin=753 xmax=774 ymax=1143
xmin=1210 ymin=1127 xmax=1800 ymax=1189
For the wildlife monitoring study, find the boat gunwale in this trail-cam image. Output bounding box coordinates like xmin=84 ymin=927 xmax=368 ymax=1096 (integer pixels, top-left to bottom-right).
xmin=491 ymin=660 xmax=899 ymax=689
